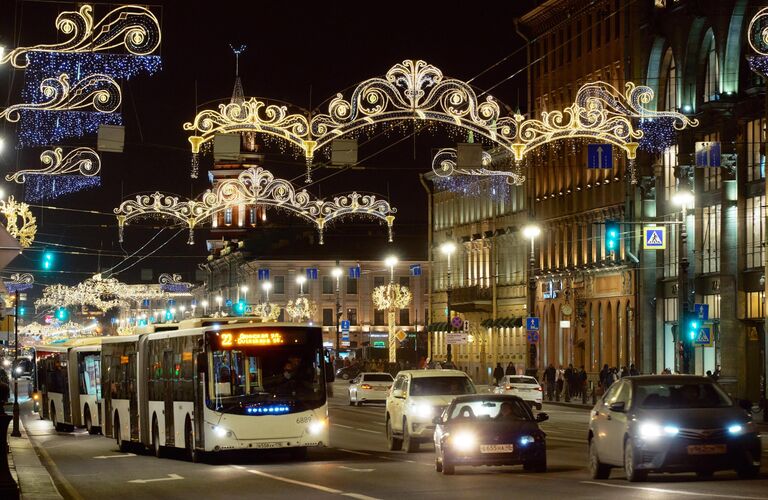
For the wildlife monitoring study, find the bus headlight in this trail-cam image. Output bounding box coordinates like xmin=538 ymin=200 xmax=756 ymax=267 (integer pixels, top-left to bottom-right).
xmin=213 ymin=426 xmax=231 ymax=438
xmin=308 ymin=419 xmax=326 ymax=435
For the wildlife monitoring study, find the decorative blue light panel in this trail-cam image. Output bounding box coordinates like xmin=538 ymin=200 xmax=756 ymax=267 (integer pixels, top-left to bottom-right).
xmin=24 ymin=174 xmax=101 ymax=202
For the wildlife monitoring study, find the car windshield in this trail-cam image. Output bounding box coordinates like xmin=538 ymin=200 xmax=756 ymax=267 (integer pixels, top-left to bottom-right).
xmin=635 ymin=381 xmax=732 ymax=409
xmin=507 ymin=377 xmax=537 ymax=385
xmin=363 ymin=374 xmax=393 ymax=382
xmin=410 ymin=376 xmax=476 ymax=396
xmin=448 ymin=399 xmax=531 ymax=421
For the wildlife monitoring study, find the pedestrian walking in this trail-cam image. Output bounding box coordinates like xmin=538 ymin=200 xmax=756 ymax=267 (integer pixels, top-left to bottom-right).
xmin=505 ymin=361 xmax=516 ymax=376
xmin=493 ymin=363 xmax=504 ymax=386
xmin=544 ymin=364 xmax=556 ymax=400
xmin=629 ymin=363 xmax=639 ymax=376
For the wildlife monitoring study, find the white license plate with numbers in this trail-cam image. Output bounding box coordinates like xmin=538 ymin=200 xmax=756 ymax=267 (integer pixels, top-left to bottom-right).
xmin=480 ymin=444 xmax=514 ymax=453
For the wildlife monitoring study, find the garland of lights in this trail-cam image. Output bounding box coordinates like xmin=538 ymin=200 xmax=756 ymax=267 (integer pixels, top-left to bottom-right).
xmin=159 ymin=273 xmax=192 ymax=293
xmin=3 ymin=273 xmax=34 ymax=293
xmin=372 ymin=283 xmax=412 ymax=362
xmin=431 ymin=148 xmax=524 ymax=185
xmin=0 ymin=4 xmax=161 ymax=68
xmin=0 ymin=196 xmax=37 ymax=248
xmin=7 ymin=147 xmax=101 ymax=183
xmin=114 ymin=166 xmax=397 ymax=245
xmin=285 ymin=297 xmax=317 ymax=322
xmin=254 ymin=302 xmax=281 ymax=322
xmin=185 ymin=59 xmax=697 ymax=182
xmin=24 ymin=176 xmax=102 ymax=202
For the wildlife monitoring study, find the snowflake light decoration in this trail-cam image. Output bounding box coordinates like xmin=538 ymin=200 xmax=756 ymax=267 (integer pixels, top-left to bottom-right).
xmin=285 ymin=297 xmax=317 ymax=322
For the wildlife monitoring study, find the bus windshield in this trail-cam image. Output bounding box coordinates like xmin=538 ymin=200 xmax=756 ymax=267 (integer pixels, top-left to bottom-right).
xmin=208 ymin=344 xmax=325 ymax=414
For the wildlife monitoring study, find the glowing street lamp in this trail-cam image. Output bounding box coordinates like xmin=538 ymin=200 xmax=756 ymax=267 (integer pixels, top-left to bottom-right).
xmin=201 ymin=299 xmax=209 ymax=316
xmin=331 ymin=267 xmax=343 ymax=350
xmin=262 ymin=281 xmax=272 ymax=302
xmin=385 ymin=255 xmax=398 ymax=283
xmin=296 ymin=274 xmax=306 ymax=295
xmin=215 ymin=295 xmax=223 ymax=313
xmin=439 ymin=241 xmax=457 ymax=364
xmin=522 ymin=224 xmax=541 ymax=375
xmin=240 ymin=285 xmax=249 ymax=302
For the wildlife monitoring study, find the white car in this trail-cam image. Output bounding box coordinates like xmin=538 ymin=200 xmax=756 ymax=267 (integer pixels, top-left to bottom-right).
xmin=493 ymin=375 xmax=543 ymax=410
xmin=385 ymin=369 xmax=476 ymax=453
xmin=348 ymin=372 xmax=394 ymax=406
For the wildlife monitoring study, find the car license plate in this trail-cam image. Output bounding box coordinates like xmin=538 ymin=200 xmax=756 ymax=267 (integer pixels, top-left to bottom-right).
xmin=480 ymin=444 xmax=514 ymax=453
xmin=687 ymin=444 xmax=726 ymax=455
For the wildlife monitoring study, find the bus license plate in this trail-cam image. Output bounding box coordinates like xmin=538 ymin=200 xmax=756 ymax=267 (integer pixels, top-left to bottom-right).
xmin=687 ymin=444 xmax=726 ymax=455
xmin=480 ymin=444 xmax=514 ymax=453
xmin=253 ymin=442 xmax=283 ymax=449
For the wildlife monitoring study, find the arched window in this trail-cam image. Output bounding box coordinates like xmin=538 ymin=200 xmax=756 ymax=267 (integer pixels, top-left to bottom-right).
xmin=662 ymin=48 xmax=677 ymax=111
xmin=703 ymin=30 xmax=719 ymax=102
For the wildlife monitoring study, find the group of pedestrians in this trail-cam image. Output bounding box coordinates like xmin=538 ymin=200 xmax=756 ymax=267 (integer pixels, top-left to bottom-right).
xmin=598 ymin=363 xmax=640 ymax=394
xmin=492 ymin=361 xmax=518 ymax=384
xmin=541 ymin=363 xmax=589 ymax=401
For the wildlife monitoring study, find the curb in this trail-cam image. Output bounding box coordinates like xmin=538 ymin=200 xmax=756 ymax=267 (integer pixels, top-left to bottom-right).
xmin=8 ymin=413 xmax=63 ymax=500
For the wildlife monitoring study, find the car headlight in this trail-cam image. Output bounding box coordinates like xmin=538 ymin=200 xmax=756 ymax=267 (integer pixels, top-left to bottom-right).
xmin=638 ymin=422 xmax=678 ymax=440
xmin=451 ymin=431 xmax=477 ymax=452
xmin=411 ymin=403 xmax=433 ymax=419
xmin=212 ymin=425 xmax=231 ymax=438
xmin=308 ymin=419 xmax=327 ymax=435
xmin=728 ymin=422 xmax=757 ymax=435
xmin=519 ymin=435 xmax=535 ymax=446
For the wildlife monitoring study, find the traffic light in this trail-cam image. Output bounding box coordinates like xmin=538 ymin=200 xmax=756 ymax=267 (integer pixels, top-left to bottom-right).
xmin=686 ymin=314 xmax=699 ymax=342
xmin=55 ymin=306 xmax=69 ymax=322
xmin=18 ymin=306 xmax=25 ymax=316
xmin=42 ymin=251 xmax=54 ymax=270
xmin=605 ymin=220 xmax=620 ymax=254
xmin=235 ymin=299 xmax=246 ymax=316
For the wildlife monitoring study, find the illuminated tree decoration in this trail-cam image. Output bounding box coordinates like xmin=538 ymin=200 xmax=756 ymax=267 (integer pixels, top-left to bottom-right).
xmin=0 ymin=4 xmax=162 ymax=68
xmin=3 ymin=273 xmax=34 ymax=293
xmin=159 ymin=273 xmax=192 ymax=293
xmin=254 ymin=302 xmax=281 ymax=323
xmin=0 ymin=196 xmax=37 ymax=248
xmin=185 ymin=60 xmax=697 ymax=182
xmin=285 ymin=297 xmax=317 ymax=322
xmin=114 ymin=166 xmax=397 ymax=245
xmin=372 ymin=283 xmax=412 ymax=362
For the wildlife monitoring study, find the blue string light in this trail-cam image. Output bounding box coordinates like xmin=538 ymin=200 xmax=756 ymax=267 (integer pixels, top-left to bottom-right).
xmin=638 ymin=117 xmax=678 ymax=154
xmin=18 ymin=111 xmax=122 ymax=148
xmin=748 ymin=55 xmax=768 ymax=77
xmin=434 ymin=175 xmax=510 ymax=200
xmin=24 ymin=174 xmax=101 ymax=202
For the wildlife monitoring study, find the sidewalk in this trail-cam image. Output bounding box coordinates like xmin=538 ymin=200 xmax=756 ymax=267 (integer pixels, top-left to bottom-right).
xmin=4 ymin=403 xmax=62 ymax=500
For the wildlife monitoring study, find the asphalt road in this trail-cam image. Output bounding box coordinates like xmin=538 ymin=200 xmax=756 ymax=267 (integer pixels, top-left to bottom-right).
xmin=16 ymin=380 xmax=768 ymax=500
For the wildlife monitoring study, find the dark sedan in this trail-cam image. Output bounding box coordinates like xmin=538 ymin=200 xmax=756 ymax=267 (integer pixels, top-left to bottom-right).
xmin=433 ymin=394 xmax=548 ymax=475
xmin=589 ymin=375 xmax=761 ymax=481
xmin=335 ymin=365 xmax=361 ymax=380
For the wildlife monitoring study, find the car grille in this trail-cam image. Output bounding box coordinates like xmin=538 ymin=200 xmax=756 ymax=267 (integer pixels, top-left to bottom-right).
xmin=677 ymin=428 xmax=727 ymax=440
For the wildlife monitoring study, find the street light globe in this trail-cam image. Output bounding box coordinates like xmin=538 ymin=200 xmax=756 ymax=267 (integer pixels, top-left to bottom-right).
xmin=262 ymin=281 xmax=272 ymax=292
xmin=440 ymin=241 xmax=456 ymax=256
xmin=331 ymin=267 xmax=343 ymax=279
xmin=522 ymin=224 xmax=542 ymax=240
xmin=170 ymin=307 xmax=177 ymax=314
xmin=240 ymin=285 xmax=249 ymax=293
xmin=385 ymin=255 xmax=398 ymax=268
xmin=180 ymin=306 xmax=186 ymax=313
xmin=215 ymin=295 xmax=223 ymax=304
xmin=296 ymin=275 xmax=306 ymax=285
xmin=201 ymin=300 xmax=209 ymax=308
xmin=672 ymin=189 xmax=695 ymax=208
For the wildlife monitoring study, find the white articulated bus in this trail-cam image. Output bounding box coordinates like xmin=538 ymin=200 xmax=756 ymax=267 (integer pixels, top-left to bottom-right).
xmin=102 ymin=319 xmax=330 ymax=461
xmin=36 ymin=338 xmax=103 ymax=433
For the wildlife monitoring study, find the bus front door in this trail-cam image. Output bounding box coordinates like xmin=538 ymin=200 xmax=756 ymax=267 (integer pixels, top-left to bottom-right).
xmin=163 ymin=350 xmax=174 ymax=446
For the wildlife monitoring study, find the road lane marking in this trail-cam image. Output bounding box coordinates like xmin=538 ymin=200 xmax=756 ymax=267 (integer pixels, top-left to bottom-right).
xmin=332 ymin=423 xmax=355 ymax=429
xmin=355 ymin=428 xmax=381 ymax=434
xmin=244 ymin=469 xmax=382 ymax=500
xmin=93 ymin=453 xmax=136 ymax=459
xmin=581 ymin=481 xmax=768 ymax=499
xmin=128 ymin=473 xmax=183 ymax=484
xmin=338 ymin=465 xmax=375 ymax=472
xmin=338 ymin=448 xmax=372 ymax=456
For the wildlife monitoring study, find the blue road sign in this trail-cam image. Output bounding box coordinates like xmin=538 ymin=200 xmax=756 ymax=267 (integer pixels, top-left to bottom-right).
xmin=409 ymin=264 xmax=422 ymax=276
xmin=341 ymin=320 xmax=350 ymax=333
xmin=587 ymin=144 xmax=613 ymax=169
xmin=694 ymin=303 xmax=709 ymax=321
xmin=695 ymin=141 xmax=721 ymax=167
xmin=694 ymin=326 xmax=712 ymax=346
xmin=526 ymin=331 xmax=540 ymax=343
xmin=526 ymin=317 xmax=540 ymax=331
xmin=348 ymin=266 xmax=360 ymax=279
xmin=643 ymin=226 xmax=666 ymax=250
xmin=306 ymin=268 xmax=318 ymax=280
xmin=258 ymin=268 xmax=270 ymax=281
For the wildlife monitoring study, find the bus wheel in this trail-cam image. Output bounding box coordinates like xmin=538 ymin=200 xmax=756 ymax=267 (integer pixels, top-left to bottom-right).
xmin=51 ymin=404 xmax=64 ymax=432
xmin=115 ymin=415 xmax=129 ymax=453
xmin=152 ymin=418 xmax=165 ymax=458
xmin=185 ymin=418 xmax=199 ymax=463
xmin=85 ymin=406 xmax=98 ymax=435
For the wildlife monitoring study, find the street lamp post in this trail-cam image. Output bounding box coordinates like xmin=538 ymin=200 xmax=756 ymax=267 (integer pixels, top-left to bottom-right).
xmin=240 ymin=285 xmax=249 ymax=304
xmin=522 ymin=224 xmax=541 ymax=376
xmin=11 ymin=290 xmax=20 ymax=437
xmin=262 ymin=281 xmax=272 ymax=303
xmin=385 ymin=255 xmax=398 ymax=363
xmin=201 ymin=300 xmax=209 ymax=317
xmin=215 ymin=295 xmax=223 ymax=314
xmin=332 ymin=267 xmax=343 ymax=352
xmin=440 ymin=242 xmax=456 ymax=364
xmin=673 ymin=189 xmax=694 ymax=374
xmin=296 ymin=275 xmax=306 ymax=296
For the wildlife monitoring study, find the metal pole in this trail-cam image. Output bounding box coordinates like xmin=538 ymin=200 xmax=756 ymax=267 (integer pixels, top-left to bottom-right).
xmin=678 ymin=205 xmax=690 ymax=374
xmin=446 ymin=255 xmax=452 ymax=364
xmin=527 ymin=238 xmax=537 ymax=376
xmin=335 ymin=274 xmax=341 ymax=353
xmin=11 ymin=290 xmax=20 ymax=437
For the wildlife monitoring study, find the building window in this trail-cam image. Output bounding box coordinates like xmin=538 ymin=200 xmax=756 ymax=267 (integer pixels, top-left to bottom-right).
xmin=663 ymin=48 xmax=677 ymax=111
xmin=374 ymin=309 xmax=385 ymax=325
xmin=596 ymin=17 xmax=601 ymax=47
xmin=604 ymin=14 xmax=610 ymax=43
xmin=346 ymin=277 xmax=358 ymax=294
xmin=746 ymin=118 xmax=766 ymax=181
xmin=374 ymin=276 xmax=385 ymax=289
xmin=322 ymin=276 xmax=334 ymax=294
xmin=224 ymin=207 xmax=233 ymax=226
xmin=664 ymin=298 xmax=677 ymax=322
xmin=550 ymin=33 xmax=556 ymax=71
xmin=746 ymin=291 xmax=765 ymax=319
xmin=399 ymin=308 xmax=410 ymax=325
xmin=399 ymin=276 xmax=410 ymax=288
xmin=664 ymin=216 xmax=678 ymax=278
xmin=703 ymin=30 xmax=719 ymax=103
xmin=558 ymin=29 xmax=564 ymax=66
xmin=746 ymin=195 xmax=766 ymax=268
xmin=663 ymin=145 xmax=678 ymax=200
xmin=542 ymin=38 xmax=548 ymax=75
xmin=701 ymin=204 xmax=721 ymax=274
xmin=701 ymin=294 xmax=721 ymax=319
xmin=273 ymin=275 xmax=285 ymax=294
xmin=322 ymin=308 xmax=333 ymax=326
xmin=702 ymin=132 xmax=721 ymax=191
xmin=347 ymin=308 xmax=358 ymax=325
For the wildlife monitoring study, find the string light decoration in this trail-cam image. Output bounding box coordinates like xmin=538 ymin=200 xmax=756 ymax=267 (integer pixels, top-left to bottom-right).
xmin=3 ymin=273 xmax=34 ymax=293
xmin=431 ymin=148 xmax=524 ymax=185
xmin=372 ymin=283 xmax=412 ymax=362
xmin=285 ymin=297 xmax=317 ymax=322
xmin=0 ymin=4 xmax=161 ymax=68
xmin=7 ymin=147 xmax=100 ymax=183
xmin=159 ymin=273 xmax=192 ymax=293
xmin=25 ymin=176 xmax=102 ymax=202
xmin=748 ymin=7 xmax=768 ymax=75
xmin=36 ymin=275 xmax=128 ymax=311
xmin=0 ymin=196 xmax=37 ymax=248
xmin=638 ymin=118 xmax=679 ymax=154
xmin=185 ymin=59 xmax=697 ymax=182
xmin=253 ymin=302 xmax=281 ymax=322
xmin=114 ymin=166 xmax=397 ymax=245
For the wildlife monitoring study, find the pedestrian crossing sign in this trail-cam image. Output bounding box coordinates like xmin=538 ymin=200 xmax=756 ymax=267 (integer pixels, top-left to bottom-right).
xmin=694 ymin=326 xmax=712 ymax=346
xmin=643 ymin=226 xmax=666 ymax=250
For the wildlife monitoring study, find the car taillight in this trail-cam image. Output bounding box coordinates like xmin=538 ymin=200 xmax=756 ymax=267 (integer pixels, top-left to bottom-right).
xmin=536 ymin=387 xmax=542 ymax=391
xmin=361 ymin=384 xmax=372 ymax=389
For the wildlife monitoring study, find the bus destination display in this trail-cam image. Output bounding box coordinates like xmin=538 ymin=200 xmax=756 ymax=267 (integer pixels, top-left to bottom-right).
xmin=221 ymin=332 xmax=284 ymax=347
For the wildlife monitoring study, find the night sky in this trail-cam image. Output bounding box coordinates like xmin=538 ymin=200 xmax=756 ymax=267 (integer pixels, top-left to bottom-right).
xmin=0 ymin=0 xmax=533 ymax=291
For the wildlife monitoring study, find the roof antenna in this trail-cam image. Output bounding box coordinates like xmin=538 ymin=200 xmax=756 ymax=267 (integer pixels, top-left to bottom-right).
xmin=230 ymin=44 xmax=246 ymax=76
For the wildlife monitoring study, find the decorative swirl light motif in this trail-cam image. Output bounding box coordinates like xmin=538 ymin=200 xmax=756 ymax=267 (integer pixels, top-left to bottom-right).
xmin=431 ymin=148 xmax=525 ymax=185
xmin=158 ymin=273 xmax=192 ymax=293
xmin=6 ymin=147 xmax=101 ymax=184
xmin=0 ymin=4 xmax=161 ymax=68
xmin=185 ymin=60 xmax=696 ymax=181
xmin=285 ymin=297 xmax=317 ymax=322
xmin=3 ymin=273 xmax=34 ymax=293
xmin=36 ymin=276 xmax=128 ymax=311
xmin=748 ymin=7 xmax=768 ymax=56
xmin=0 ymin=73 xmax=121 ymax=123
xmin=114 ymin=166 xmax=397 ymax=245
xmin=372 ymin=283 xmax=412 ymax=311
xmin=0 ymin=196 xmax=37 ymax=248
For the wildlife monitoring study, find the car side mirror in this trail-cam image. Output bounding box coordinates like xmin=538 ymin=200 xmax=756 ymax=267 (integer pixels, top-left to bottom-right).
xmin=535 ymin=412 xmax=549 ymax=423
xmin=392 ymin=389 xmax=404 ymax=399
xmin=609 ymin=401 xmax=626 ymax=413
xmin=432 ymin=416 xmax=442 ymax=425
